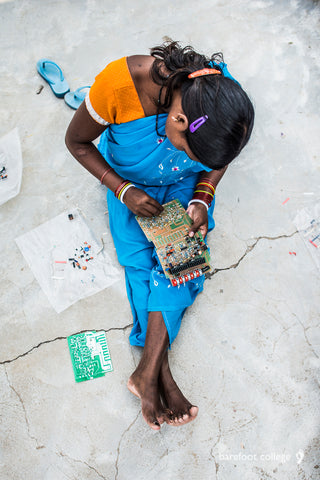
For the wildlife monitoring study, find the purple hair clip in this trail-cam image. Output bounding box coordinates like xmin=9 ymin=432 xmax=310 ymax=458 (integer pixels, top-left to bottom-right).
xmin=189 ymin=115 xmax=208 ymax=133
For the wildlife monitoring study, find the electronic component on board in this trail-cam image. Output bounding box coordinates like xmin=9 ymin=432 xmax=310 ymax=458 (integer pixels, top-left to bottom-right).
xmin=136 ymin=199 xmax=211 ymax=286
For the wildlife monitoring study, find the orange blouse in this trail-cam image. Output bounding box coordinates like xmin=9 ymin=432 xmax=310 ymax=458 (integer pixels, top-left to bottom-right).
xmin=85 ymin=57 xmax=146 ymax=125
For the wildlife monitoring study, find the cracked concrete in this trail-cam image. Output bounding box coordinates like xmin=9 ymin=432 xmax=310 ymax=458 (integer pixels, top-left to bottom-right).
xmin=207 ymin=231 xmax=298 ymax=277
xmin=56 ymin=450 xmax=108 ymax=480
xmin=4 ymin=367 xmax=43 ymax=449
xmin=114 ymin=411 xmax=141 ymax=480
xmin=0 ymin=0 xmax=320 ymax=479
xmin=0 ymin=324 xmax=133 ymax=365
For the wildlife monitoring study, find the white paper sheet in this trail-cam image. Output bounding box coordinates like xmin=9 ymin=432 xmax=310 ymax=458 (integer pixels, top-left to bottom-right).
xmin=16 ymin=209 xmax=121 ymax=312
xmin=0 ymin=128 xmax=23 ymax=206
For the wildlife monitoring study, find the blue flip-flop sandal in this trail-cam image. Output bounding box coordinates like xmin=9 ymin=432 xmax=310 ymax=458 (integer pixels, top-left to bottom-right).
xmin=36 ymin=59 xmax=70 ymax=98
xmin=64 ymin=86 xmax=91 ymax=110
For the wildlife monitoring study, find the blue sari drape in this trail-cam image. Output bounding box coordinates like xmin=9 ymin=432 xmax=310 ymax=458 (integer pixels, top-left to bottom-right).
xmin=98 ymin=113 xmax=215 ymax=347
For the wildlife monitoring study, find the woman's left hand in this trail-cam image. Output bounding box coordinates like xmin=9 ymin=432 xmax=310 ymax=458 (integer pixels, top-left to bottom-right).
xmin=186 ymin=202 xmax=208 ymax=238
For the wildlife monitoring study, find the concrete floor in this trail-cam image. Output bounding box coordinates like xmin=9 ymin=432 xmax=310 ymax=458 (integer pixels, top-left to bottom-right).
xmin=0 ymin=0 xmax=319 ymax=479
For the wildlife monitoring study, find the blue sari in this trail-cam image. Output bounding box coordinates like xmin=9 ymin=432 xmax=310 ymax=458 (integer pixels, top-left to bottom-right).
xmin=98 ymin=113 xmax=215 ymax=347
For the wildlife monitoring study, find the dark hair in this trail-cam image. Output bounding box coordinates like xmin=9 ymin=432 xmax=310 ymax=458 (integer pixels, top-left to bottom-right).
xmin=150 ymin=41 xmax=254 ymax=170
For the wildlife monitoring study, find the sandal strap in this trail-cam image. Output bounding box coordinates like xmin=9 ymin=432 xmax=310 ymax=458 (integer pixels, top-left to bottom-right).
xmin=40 ymin=60 xmax=64 ymax=83
xmin=74 ymin=86 xmax=91 ymax=101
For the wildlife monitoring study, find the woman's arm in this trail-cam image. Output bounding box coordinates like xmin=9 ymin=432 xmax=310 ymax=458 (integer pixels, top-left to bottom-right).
xmin=199 ymin=165 xmax=228 ymax=189
xmin=65 ymin=102 xmax=124 ymax=191
xmin=187 ymin=166 xmax=228 ymax=237
xmin=65 ymin=103 xmax=163 ymax=216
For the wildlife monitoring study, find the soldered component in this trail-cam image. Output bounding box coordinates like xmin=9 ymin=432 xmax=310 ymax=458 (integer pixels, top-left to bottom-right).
xmin=136 ymin=199 xmax=211 ymax=286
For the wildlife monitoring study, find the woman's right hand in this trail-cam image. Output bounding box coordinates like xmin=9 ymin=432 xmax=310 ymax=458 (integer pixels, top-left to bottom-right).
xmin=123 ymin=187 xmax=164 ymax=217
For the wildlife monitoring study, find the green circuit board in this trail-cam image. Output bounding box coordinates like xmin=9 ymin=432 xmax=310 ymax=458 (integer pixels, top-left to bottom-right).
xmin=67 ymin=331 xmax=113 ymax=382
xmin=136 ymin=199 xmax=211 ymax=286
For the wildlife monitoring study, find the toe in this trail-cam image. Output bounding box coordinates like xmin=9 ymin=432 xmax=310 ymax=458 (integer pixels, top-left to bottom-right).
xmin=168 ymin=406 xmax=199 ymax=427
xmin=152 ymin=420 xmax=161 ymax=430
xmin=163 ymin=408 xmax=174 ymax=424
xmin=157 ymin=412 xmax=166 ymax=425
xmin=170 ymin=414 xmax=183 ymax=426
xmin=189 ymin=405 xmax=199 ymax=418
xmin=148 ymin=418 xmax=161 ymax=430
xmin=144 ymin=414 xmax=161 ymax=430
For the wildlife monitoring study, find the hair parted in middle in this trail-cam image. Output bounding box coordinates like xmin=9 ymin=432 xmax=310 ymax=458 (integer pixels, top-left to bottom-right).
xmin=150 ymin=41 xmax=254 ymax=170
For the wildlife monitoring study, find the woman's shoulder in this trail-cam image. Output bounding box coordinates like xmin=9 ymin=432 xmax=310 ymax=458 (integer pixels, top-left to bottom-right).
xmin=126 ymin=55 xmax=154 ymax=81
xmin=86 ymin=56 xmax=147 ymax=125
xmin=94 ymin=55 xmax=153 ymax=89
xmin=95 ymin=56 xmax=130 ymax=87
xmin=126 ymin=55 xmax=160 ymax=117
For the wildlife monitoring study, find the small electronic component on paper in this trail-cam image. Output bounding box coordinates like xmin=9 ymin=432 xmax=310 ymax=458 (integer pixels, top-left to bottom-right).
xmin=68 ymin=331 xmax=113 ymax=382
xmin=51 ymin=246 xmax=67 ymax=280
xmin=136 ymin=199 xmax=211 ymax=286
xmin=0 ymin=165 xmax=7 ymax=180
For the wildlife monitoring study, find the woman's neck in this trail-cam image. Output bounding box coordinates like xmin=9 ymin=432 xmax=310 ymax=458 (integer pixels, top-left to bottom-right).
xmin=127 ymin=55 xmax=168 ymax=117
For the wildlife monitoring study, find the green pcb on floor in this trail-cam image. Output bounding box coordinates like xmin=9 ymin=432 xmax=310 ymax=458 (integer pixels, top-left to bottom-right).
xmin=67 ymin=330 xmax=113 ymax=382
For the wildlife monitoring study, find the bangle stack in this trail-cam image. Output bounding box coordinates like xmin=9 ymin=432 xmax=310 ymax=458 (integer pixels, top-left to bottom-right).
xmin=114 ymin=180 xmax=135 ymax=204
xmin=188 ymin=177 xmax=216 ymax=210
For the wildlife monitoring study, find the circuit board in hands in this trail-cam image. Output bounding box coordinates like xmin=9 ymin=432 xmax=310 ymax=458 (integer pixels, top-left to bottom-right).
xmin=136 ymin=199 xmax=211 ymax=286
xmin=67 ymin=331 xmax=113 ymax=382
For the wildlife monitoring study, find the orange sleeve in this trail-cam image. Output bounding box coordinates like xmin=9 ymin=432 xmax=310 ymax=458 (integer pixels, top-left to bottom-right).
xmin=85 ymin=57 xmax=145 ymax=125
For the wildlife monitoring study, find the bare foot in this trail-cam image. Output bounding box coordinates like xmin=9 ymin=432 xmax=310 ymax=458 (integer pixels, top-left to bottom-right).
xmin=159 ymin=359 xmax=198 ymax=427
xmin=127 ymin=371 xmax=165 ymax=431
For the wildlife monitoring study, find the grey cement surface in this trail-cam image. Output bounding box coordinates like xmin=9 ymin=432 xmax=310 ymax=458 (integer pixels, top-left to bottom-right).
xmin=0 ymin=0 xmax=320 ymax=479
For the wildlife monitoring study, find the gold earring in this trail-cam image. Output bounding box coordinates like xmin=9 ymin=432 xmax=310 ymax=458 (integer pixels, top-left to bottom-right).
xmin=171 ymin=116 xmax=178 ymax=122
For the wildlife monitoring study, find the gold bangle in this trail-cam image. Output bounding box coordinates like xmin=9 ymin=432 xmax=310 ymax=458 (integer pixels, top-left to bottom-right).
xmin=196 ymin=182 xmax=215 ymax=194
xmin=194 ymin=189 xmax=214 ymax=197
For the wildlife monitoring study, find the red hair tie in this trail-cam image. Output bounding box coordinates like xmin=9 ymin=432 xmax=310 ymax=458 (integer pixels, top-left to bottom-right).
xmin=188 ymin=68 xmax=221 ymax=79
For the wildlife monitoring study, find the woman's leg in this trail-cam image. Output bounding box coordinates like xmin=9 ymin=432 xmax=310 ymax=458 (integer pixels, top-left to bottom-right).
xmin=127 ymin=310 xmax=198 ymax=429
xmin=159 ymin=350 xmax=198 ymax=426
xmin=127 ymin=311 xmax=169 ymax=430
